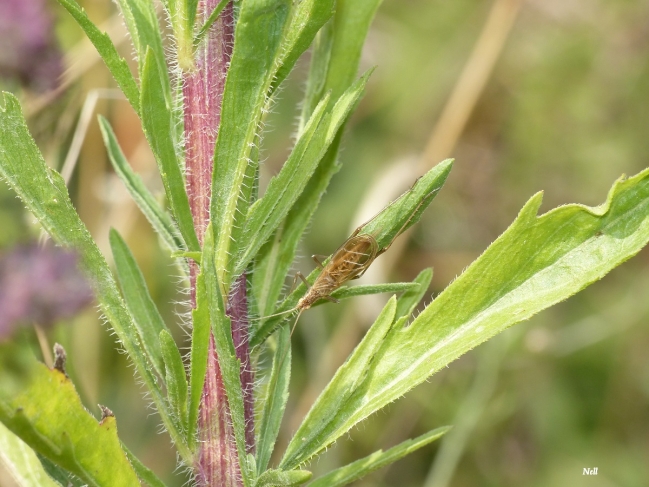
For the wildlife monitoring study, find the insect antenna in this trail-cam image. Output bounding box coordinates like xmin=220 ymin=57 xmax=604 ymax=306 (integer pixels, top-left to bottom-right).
xmin=276 ymin=309 xmax=304 ymax=376
xmin=250 ymin=307 xmax=298 ymax=322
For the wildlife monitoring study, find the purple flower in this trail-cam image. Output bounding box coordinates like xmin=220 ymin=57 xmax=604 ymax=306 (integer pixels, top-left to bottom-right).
xmin=0 ymin=242 xmax=94 ymax=340
xmin=0 ymin=0 xmax=63 ymax=91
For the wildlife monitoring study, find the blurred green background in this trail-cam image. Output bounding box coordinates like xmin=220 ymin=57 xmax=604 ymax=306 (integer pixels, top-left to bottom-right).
xmin=1 ymin=0 xmax=648 ymax=486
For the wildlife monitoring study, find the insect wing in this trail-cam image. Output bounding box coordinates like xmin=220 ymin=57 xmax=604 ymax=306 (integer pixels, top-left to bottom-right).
xmin=328 ymin=234 xmax=378 ymax=284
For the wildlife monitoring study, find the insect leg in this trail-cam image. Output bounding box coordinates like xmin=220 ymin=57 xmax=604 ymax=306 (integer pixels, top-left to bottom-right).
xmin=288 ymin=272 xmax=310 ymax=295
xmin=311 ymin=254 xmax=328 ymax=269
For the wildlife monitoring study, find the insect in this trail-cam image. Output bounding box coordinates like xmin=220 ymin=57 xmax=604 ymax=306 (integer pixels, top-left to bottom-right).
xmin=258 ymin=180 xmax=438 ymax=339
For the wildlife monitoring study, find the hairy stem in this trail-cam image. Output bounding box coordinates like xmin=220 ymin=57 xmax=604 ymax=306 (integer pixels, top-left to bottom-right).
xmin=182 ymin=2 xmax=254 ymax=485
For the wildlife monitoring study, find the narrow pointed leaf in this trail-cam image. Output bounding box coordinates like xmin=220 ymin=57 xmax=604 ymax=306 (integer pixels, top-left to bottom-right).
xmin=284 ymin=167 xmax=649 ymax=468
xmin=121 ymin=443 xmax=168 ymax=487
xmin=270 ymin=0 xmax=335 ymax=93
xmin=37 ymin=456 xmax=85 ymax=487
xmin=0 ymin=363 xmax=139 ymax=486
xmin=0 ymin=422 xmax=59 ymax=487
xmin=395 ymin=268 xmax=432 ymax=319
xmin=300 ymin=0 xmax=383 ymax=124
xmin=256 ymin=326 xmax=291 ymax=474
xmin=99 ymin=117 xmax=183 ymax=254
xmin=114 ymin=0 xmax=169 ymax=86
xmin=55 ymin=0 xmax=140 ymax=113
xmin=160 ymin=330 xmax=189 ymax=435
xmin=308 ymin=426 xmax=450 ymax=487
xmin=0 ymin=92 xmax=190 ymax=463
xmin=239 ymin=71 xmax=372 ymax=275
xmin=280 ymin=298 xmax=399 ymax=468
xmin=254 ymin=469 xmax=311 ymax=487
xmin=211 ymin=0 xmax=291 ymax=291
xmin=110 ymin=229 xmax=170 ymax=379
xmin=328 ymin=282 xmax=419 ymax=303
xmin=140 ymin=49 xmax=199 ymax=252
xmin=236 ymin=93 xmax=330 ymax=275
xmin=187 ymin=267 xmax=211 ymax=448
xmin=193 ymin=0 xmax=229 ymax=49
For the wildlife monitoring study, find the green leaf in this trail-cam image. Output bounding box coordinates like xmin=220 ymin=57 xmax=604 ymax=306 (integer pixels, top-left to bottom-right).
xmin=256 ymin=326 xmax=291 ymax=474
xmin=250 ymin=160 xmax=451 ymax=347
xmin=160 ymin=330 xmax=189 ymax=435
xmin=280 ymin=298 xmax=399 ymax=469
xmin=109 ymin=229 xmax=170 ymax=379
xmin=308 ymin=426 xmax=450 ymax=487
xmin=300 ymin=0 xmax=383 ymax=124
xmin=114 ymin=0 xmax=169 ymax=84
xmin=360 ymin=159 xmax=453 ymax=252
xmin=270 ymin=0 xmax=335 ymax=93
xmin=99 ymin=117 xmax=184 ymax=254
xmin=254 ymin=469 xmax=312 ymax=487
xmin=37 ymin=455 xmax=85 ymax=487
xmin=55 ymin=0 xmax=140 ymax=113
xmin=283 ymin=167 xmax=649 ymax=468
xmin=187 ymin=263 xmax=211 ymax=449
xmin=395 ymin=268 xmax=432 ymax=319
xmin=328 ymin=282 xmax=419 ymax=304
xmin=121 ymin=442 xmax=168 ymax=487
xmin=0 ymin=363 xmax=139 ymax=486
xmin=202 ymin=224 xmax=252 ymax=485
xmin=236 ymin=93 xmax=330 ymax=275
xmin=0 ymin=421 xmax=60 ymax=487
xmin=210 ymin=0 xmax=291 ymax=292
xmin=0 ymin=92 xmax=190 ymax=463
xmin=140 ymin=49 xmax=200 ymax=252
xmin=193 ymin=0 xmax=229 ymax=49
xmin=239 ymin=71 xmax=372 ymax=276
xmin=168 ymin=0 xmax=202 ymax=70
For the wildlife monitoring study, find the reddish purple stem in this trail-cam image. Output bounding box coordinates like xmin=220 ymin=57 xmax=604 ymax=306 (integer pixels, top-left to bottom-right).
xmin=183 ymin=2 xmax=254 ymax=485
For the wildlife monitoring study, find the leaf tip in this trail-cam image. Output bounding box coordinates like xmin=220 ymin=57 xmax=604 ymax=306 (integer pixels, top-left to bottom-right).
xmin=519 ymin=191 xmax=544 ymax=222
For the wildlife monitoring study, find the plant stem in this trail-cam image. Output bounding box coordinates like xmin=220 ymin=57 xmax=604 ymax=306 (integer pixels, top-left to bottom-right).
xmin=182 ymin=1 xmax=255 ymax=485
